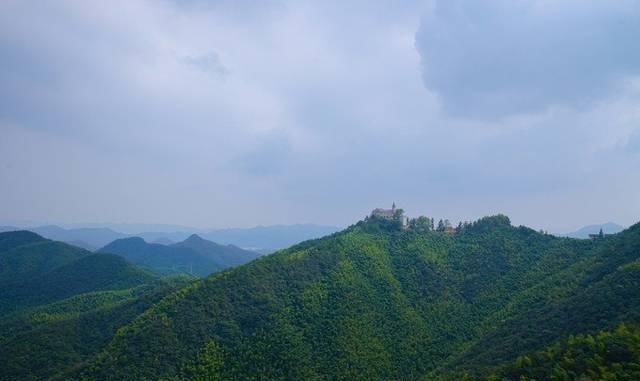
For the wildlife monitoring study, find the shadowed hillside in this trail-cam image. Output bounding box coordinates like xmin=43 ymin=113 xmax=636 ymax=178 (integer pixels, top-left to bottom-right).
xmin=0 ymin=231 xmax=154 ymax=316
xmin=0 ymin=231 xmax=191 ymax=380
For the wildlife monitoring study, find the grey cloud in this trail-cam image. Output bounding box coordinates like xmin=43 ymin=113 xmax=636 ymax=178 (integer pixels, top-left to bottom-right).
xmin=628 ymin=129 xmax=640 ymax=153
xmin=183 ymin=52 xmax=229 ymax=77
xmin=1 ymin=1 xmax=639 ymax=231
xmin=234 ymin=130 xmax=292 ymax=176
xmin=415 ymin=1 xmax=640 ymax=118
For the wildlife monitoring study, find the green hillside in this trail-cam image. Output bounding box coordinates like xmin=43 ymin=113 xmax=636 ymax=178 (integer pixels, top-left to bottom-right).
xmin=466 ymin=323 xmax=640 ymax=381
xmin=0 ymin=231 xmax=88 ymax=289
xmin=75 ymin=216 xmax=640 ymax=380
xmin=0 ymin=279 xmax=191 ymax=381
xmin=0 ymin=231 xmax=191 ymax=381
xmin=0 ymin=230 xmax=48 ymax=252
xmin=1 ymin=253 xmax=155 ymax=314
xmin=0 ymin=231 xmax=155 ymax=316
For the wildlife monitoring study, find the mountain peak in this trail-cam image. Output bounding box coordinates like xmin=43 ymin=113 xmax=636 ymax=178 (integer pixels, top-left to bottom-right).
xmin=564 ymin=222 xmax=626 ymax=238
xmin=0 ymin=230 xmax=49 ymax=252
xmin=185 ymin=234 xmax=204 ymax=242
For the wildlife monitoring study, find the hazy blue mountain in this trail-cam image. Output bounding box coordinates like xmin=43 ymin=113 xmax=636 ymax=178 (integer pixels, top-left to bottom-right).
xmin=136 ymin=231 xmax=191 ymax=243
xmin=69 ymin=223 xmax=201 ymax=234
xmin=151 ymin=237 xmax=175 ymax=245
xmin=118 ymin=224 xmax=341 ymax=251
xmin=173 ymin=234 xmax=260 ymax=268
xmin=99 ymin=237 xmax=219 ymax=277
xmin=100 ymin=235 xmax=259 ymax=277
xmin=0 ymin=226 xmax=19 ymax=233
xmin=1 ymin=225 xmax=122 ymax=249
xmin=30 ymin=225 xmax=128 ymax=249
xmin=4 ymin=224 xmax=342 ymax=253
xmin=30 ymin=225 xmax=190 ymax=249
xmin=67 ymin=240 xmax=97 ymax=251
xmin=201 ymin=224 xmax=341 ymax=250
xmin=563 ymin=222 xmax=625 ymax=238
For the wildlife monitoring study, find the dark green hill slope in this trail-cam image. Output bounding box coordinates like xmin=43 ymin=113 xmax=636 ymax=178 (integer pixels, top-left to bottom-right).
xmin=0 ymin=231 xmax=184 ymax=381
xmin=0 ymin=278 xmax=192 ymax=381
xmin=0 ymin=231 xmax=88 ymax=287
xmin=433 ymin=221 xmax=640 ymax=378
xmin=464 ymin=323 xmax=640 ymax=381
xmin=80 ymin=216 xmax=640 ymax=381
xmin=1 ymin=254 xmax=155 ymax=314
xmin=172 ymin=234 xmax=260 ymax=268
xmin=0 ymin=231 xmax=155 ymax=316
xmin=0 ymin=230 xmax=47 ymax=251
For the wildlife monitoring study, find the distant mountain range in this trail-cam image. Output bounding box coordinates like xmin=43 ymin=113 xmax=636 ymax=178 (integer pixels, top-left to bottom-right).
xmin=562 ymin=222 xmax=626 ymax=238
xmin=0 ymin=223 xmax=341 ymax=251
xmin=99 ymin=235 xmax=260 ymax=277
xmin=198 ymin=224 xmax=342 ymax=250
xmin=173 ymin=234 xmax=260 ymax=268
xmin=0 ymin=225 xmax=126 ymax=251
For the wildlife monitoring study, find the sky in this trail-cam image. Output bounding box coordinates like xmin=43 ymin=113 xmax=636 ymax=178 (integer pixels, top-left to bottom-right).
xmin=1 ymin=0 xmax=639 ymax=232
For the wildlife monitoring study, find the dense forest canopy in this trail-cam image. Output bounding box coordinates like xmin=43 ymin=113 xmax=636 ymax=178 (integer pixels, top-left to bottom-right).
xmin=81 ymin=216 xmax=640 ymax=380
xmin=1 ymin=215 xmax=639 ymax=380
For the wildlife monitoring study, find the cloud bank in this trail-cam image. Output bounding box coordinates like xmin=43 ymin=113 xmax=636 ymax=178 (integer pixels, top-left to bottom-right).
xmin=416 ymin=0 xmax=640 ymax=117
xmin=0 ymin=0 xmax=639 ymax=232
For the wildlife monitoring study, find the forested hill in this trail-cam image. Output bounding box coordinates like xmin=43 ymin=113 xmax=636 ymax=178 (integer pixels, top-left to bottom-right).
xmin=0 ymin=231 xmax=155 ymax=316
xmin=0 ymin=231 xmax=189 ymax=380
xmin=79 ymin=215 xmax=640 ymax=380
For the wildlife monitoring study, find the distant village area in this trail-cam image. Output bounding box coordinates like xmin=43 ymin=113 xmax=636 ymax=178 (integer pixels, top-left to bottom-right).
xmin=368 ymin=203 xmax=461 ymax=234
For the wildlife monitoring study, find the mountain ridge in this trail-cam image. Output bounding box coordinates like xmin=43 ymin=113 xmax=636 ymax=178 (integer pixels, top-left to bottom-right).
xmin=99 ymin=235 xmax=260 ymax=277
xmin=562 ymin=222 xmax=626 ymax=238
xmin=79 ymin=215 xmax=640 ymax=380
xmin=1 ymin=223 xmax=341 ymax=252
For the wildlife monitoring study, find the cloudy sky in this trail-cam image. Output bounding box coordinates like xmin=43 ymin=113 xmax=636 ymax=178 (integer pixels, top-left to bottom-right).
xmin=1 ymin=0 xmax=639 ymax=232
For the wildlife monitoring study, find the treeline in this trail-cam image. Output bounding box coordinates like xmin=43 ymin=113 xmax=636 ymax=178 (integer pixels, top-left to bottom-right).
xmin=368 ymin=210 xmax=511 ymax=234
xmin=452 ymin=323 xmax=640 ymax=381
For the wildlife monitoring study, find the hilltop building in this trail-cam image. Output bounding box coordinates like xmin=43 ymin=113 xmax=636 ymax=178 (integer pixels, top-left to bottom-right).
xmin=588 ymin=228 xmax=614 ymax=240
xmin=371 ymin=202 xmax=408 ymax=227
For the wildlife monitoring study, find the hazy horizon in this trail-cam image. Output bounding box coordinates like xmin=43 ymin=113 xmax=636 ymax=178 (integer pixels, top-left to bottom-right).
xmin=0 ymin=217 xmax=628 ymax=237
xmin=2 ymin=1 xmax=639 ymax=233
